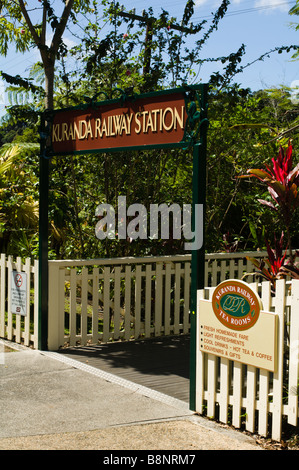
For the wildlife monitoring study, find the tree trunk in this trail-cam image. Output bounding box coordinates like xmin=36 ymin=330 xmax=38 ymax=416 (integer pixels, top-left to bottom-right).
xmin=44 ymin=57 xmax=55 ymax=111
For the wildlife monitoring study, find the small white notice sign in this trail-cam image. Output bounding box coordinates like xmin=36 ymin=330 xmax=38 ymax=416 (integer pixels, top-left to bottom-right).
xmin=11 ymin=271 xmax=27 ymax=316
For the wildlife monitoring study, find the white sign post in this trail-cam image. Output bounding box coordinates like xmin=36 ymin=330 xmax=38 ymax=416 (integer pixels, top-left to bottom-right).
xmin=11 ymin=271 xmax=27 ymax=316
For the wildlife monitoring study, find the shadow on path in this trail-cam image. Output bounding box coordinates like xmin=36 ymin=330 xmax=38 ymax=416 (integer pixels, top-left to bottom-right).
xmin=58 ymin=335 xmax=190 ymax=402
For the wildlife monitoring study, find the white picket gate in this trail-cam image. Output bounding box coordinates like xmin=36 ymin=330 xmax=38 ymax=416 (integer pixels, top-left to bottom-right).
xmin=47 ymin=251 xmax=269 ymax=350
xmin=0 ymin=254 xmax=39 ymax=348
xmin=196 ymin=279 xmax=299 ymax=441
xmin=47 ymin=255 xmax=192 ymax=350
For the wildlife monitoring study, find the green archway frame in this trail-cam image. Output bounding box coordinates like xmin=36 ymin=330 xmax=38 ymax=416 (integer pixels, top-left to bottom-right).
xmin=38 ymin=83 xmax=208 ymax=412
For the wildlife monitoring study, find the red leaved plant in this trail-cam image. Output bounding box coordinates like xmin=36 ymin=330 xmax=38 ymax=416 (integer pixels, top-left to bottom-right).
xmin=244 ymin=232 xmax=288 ymax=289
xmin=240 ymin=141 xmax=299 ymax=260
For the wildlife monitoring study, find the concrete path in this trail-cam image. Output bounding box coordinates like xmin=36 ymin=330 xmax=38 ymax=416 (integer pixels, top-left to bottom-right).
xmin=0 ymin=340 xmax=262 ymax=451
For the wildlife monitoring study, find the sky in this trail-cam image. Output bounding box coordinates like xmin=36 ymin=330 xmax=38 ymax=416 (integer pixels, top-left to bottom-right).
xmin=0 ymin=0 xmax=299 ymax=118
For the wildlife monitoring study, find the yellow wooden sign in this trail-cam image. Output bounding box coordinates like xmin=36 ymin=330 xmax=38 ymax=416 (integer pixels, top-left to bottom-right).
xmin=199 ymin=280 xmax=278 ymax=372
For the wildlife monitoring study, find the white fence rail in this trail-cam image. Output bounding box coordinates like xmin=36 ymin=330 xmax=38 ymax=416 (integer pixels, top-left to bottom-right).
xmin=196 ymin=279 xmax=299 ymax=441
xmin=0 ymin=251 xmax=272 ymax=350
xmin=48 ymin=251 xmax=270 ymax=350
xmin=48 ymin=255 xmax=192 ymax=350
xmin=204 ymin=250 xmax=267 ymax=286
xmin=0 ymin=254 xmax=39 ymax=348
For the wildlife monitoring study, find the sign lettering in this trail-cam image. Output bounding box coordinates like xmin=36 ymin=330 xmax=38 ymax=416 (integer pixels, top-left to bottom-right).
xmin=51 ymin=93 xmax=187 ymax=154
xmin=212 ymin=280 xmax=261 ymax=331
xmin=199 ymin=280 xmax=277 ymax=371
xmin=11 ymin=271 xmax=27 ymax=316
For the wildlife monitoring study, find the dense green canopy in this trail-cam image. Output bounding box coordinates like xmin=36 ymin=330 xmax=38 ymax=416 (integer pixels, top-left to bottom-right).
xmin=0 ymin=1 xmax=299 ymax=260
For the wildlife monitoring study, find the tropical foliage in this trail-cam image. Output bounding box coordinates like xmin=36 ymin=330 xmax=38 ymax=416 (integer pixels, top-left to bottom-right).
xmin=0 ymin=1 xmax=299 ymax=261
xmin=240 ymin=140 xmax=299 ymax=287
xmin=240 ymin=141 xmax=299 ymax=257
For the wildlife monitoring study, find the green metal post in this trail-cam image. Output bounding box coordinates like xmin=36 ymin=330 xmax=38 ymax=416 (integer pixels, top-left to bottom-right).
xmin=189 ymin=84 xmax=208 ymax=411
xmin=38 ymin=115 xmax=49 ymax=350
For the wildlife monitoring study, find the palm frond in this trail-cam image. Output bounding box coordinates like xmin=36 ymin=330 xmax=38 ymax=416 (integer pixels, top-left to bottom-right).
xmin=0 ymin=142 xmax=39 ymax=174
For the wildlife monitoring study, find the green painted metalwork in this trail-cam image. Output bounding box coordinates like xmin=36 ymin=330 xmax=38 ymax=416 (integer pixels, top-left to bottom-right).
xmin=189 ymin=84 xmax=208 ymax=411
xmin=38 ymin=83 xmax=209 ymax=412
xmin=38 ymin=114 xmax=50 ymax=350
xmin=43 ymin=84 xmax=206 ymax=157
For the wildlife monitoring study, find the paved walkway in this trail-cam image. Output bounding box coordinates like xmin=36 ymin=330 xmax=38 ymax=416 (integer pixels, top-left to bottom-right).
xmin=57 ymin=335 xmax=190 ymax=402
xmin=0 ymin=338 xmax=262 ymax=451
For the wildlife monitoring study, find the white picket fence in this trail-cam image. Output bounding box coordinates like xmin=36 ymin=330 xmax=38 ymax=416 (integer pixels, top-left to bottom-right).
xmin=0 ymin=254 xmax=39 ymax=348
xmin=0 ymin=251 xmax=298 ymax=440
xmin=196 ymin=279 xmax=299 ymax=441
xmin=0 ymin=250 xmax=281 ymax=350
xmin=47 ymin=251 xmax=269 ymax=350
